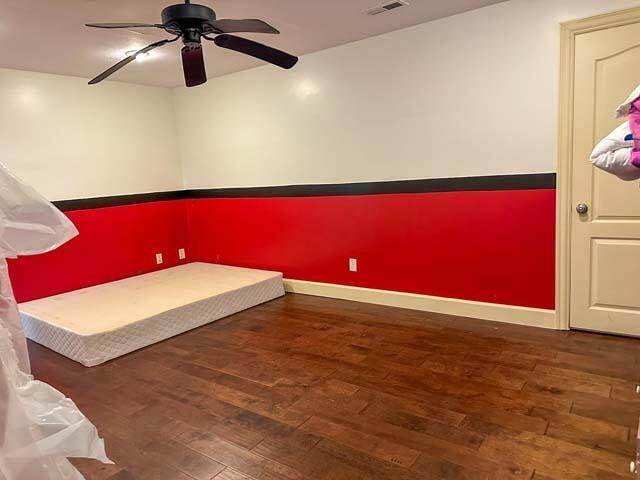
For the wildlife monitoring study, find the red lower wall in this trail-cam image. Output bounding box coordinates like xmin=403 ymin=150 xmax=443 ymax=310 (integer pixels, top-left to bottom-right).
xmin=187 ymin=190 xmax=556 ymax=309
xmin=8 ymin=189 xmax=556 ymax=309
xmin=9 ymin=200 xmax=190 ymax=303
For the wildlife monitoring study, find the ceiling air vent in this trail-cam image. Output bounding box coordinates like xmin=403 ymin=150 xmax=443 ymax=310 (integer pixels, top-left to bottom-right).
xmin=364 ymin=0 xmax=410 ymax=16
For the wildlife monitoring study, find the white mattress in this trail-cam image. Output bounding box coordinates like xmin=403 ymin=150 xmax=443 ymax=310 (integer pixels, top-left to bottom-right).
xmin=19 ymin=262 xmax=284 ymax=367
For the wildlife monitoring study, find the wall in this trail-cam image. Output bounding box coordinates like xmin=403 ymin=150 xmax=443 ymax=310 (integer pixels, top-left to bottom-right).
xmin=9 ymin=188 xmax=556 ymax=309
xmin=1 ymin=68 xmax=186 ymax=301
xmin=9 ymin=200 xmax=190 ymax=303
xmin=173 ymin=0 xmax=640 ymax=189
xmin=0 ymin=68 xmax=181 ymax=200
xmin=171 ymin=0 xmax=640 ymax=310
xmin=187 ymin=189 xmax=556 ymax=309
xmin=10 ymin=0 xmax=640 ymax=311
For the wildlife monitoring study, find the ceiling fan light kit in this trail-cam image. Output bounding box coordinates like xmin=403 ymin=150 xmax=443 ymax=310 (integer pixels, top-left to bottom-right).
xmin=86 ymin=0 xmax=298 ymax=88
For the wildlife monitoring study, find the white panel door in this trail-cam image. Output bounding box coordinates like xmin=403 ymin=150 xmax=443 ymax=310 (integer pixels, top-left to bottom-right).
xmin=570 ymin=20 xmax=640 ymax=336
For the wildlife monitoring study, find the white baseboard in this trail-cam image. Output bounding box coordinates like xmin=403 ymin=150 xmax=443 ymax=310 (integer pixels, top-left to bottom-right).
xmin=283 ymin=279 xmax=558 ymax=330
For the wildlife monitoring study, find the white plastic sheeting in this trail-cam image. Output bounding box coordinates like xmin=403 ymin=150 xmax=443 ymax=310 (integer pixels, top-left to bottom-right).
xmin=0 ymin=162 xmax=111 ymax=479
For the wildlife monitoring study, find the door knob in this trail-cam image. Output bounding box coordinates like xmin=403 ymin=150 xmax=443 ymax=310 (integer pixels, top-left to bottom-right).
xmin=576 ymin=203 xmax=589 ymax=214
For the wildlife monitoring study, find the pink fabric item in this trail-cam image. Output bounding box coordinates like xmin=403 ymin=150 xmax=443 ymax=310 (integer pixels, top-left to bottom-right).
xmin=629 ymin=97 xmax=640 ymax=168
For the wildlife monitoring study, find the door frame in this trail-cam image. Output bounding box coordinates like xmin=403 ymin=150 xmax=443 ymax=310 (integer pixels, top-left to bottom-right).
xmin=557 ymin=6 xmax=640 ymax=330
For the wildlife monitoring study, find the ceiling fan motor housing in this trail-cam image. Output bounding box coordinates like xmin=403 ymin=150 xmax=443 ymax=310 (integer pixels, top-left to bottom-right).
xmin=161 ymin=3 xmax=216 ymax=43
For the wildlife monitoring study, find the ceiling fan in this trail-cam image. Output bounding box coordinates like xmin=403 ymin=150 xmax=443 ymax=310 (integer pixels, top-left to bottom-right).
xmin=86 ymin=0 xmax=299 ymax=87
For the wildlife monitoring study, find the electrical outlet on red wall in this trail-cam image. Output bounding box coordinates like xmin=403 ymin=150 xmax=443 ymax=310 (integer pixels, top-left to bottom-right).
xmin=349 ymin=258 xmax=358 ymax=272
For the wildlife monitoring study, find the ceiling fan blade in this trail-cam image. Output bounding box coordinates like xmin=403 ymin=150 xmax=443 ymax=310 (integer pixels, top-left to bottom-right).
xmin=212 ymin=35 xmax=298 ymax=69
xmin=86 ymin=23 xmax=164 ymax=29
xmin=88 ymin=38 xmax=173 ymax=85
xmin=204 ymin=19 xmax=279 ymax=34
xmin=182 ymin=44 xmax=207 ymax=87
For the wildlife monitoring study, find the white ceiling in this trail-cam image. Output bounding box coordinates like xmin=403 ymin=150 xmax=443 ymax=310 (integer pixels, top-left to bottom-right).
xmin=0 ymin=0 xmax=507 ymax=87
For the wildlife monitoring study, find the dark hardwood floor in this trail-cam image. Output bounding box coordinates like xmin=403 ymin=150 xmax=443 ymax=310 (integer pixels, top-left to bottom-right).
xmin=29 ymin=293 xmax=640 ymax=480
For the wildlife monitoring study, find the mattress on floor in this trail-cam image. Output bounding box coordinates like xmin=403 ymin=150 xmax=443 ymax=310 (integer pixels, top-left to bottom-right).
xmin=19 ymin=262 xmax=284 ymax=367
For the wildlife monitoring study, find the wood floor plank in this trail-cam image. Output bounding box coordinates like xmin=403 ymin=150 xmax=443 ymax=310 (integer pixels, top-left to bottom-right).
xmin=145 ymin=439 xmax=227 ymax=480
xmin=182 ymin=432 xmax=268 ymax=478
xmin=213 ymin=469 xmax=254 ymax=480
xmin=571 ymin=395 xmax=640 ymax=429
xmin=291 ymin=388 xmax=485 ymax=453
xmin=611 ymin=384 xmax=640 ymax=403
xmin=479 ymin=430 xmax=631 ymax=480
xmin=96 ymin=431 xmax=196 ymax=480
xmin=104 ymin=470 xmax=137 ymax=480
xmin=335 ymin=366 xmax=550 ymax=435
xmin=352 ymin=386 xmax=467 ymax=427
xmin=299 ymin=416 xmax=421 ymax=468
xmin=529 ymin=407 xmax=633 ymax=456
xmin=69 ymin=458 xmax=123 ymax=480
xmin=412 ymin=451 xmax=534 ymax=480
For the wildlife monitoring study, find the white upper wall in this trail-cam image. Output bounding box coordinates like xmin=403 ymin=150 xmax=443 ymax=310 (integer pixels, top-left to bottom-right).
xmin=0 ymin=68 xmax=181 ymax=200
xmin=5 ymin=0 xmax=640 ymax=199
xmin=174 ymin=0 xmax=640 ymax=189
